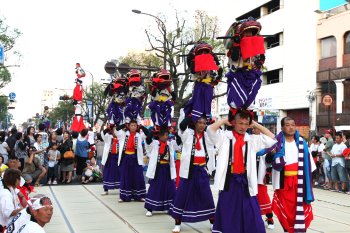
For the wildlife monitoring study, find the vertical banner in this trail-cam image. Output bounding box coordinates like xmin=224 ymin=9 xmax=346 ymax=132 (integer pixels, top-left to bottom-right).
xmin=87 ymin=100 xmax=93 ymax=119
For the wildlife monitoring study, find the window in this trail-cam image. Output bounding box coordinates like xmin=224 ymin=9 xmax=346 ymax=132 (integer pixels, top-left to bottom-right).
xmin=321 ymin=36 xmax=336 ymax=58
xmin=262 ymin=69 xmax=282 ymax=85
xmin=266 ymin=32 xmax=283 ymax=49
xmin=345 ymin=31 xmax=350 ymax=54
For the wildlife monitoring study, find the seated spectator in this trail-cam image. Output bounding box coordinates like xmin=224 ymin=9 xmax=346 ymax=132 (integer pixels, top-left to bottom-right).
xmin=0 ymin=169 xmax=25 ymax=231
xmin=82 ymin=157 xmax=100 ymax=184
xmin=0 ymin=155 xmax=9 ymax=176
xmin=47 ymin=143 xmax=60 ymax=185
xmin=22 ymin=148 xmax=47 ymax=187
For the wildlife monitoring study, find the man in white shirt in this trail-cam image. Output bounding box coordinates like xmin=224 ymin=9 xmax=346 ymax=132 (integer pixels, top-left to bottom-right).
xmin=208 ymin=110 xmax=276 ymax=233
xmin=328 ymin=132 xmax=348 ymax=192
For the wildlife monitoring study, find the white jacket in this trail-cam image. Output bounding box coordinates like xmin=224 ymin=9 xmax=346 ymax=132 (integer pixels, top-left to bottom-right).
xmin=257 ymin=155 xmax=268 ymax=185
xmin=179 ymin=128 xmax=216 ymax=179
xmin=101 ymin=131 xmax=112 ymax=166
xmin=115 ymin=130 xmax=144 ymax=166
xmin=207 ymin=127 xmax=276 ymax=196
xmin=145 ymin=140 xmax=178 ymax=180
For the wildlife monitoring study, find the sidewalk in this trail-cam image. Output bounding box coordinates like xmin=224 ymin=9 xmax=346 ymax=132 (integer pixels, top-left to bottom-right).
xmin=34 ymin=183 xmax=350 ymax=233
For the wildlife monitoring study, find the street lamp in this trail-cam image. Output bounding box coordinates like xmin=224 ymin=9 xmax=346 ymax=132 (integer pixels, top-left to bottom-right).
xmin=132 ymin=9 xmax=167 ymax=69
xmin=81 ymin=68 xmax=94 ymax=126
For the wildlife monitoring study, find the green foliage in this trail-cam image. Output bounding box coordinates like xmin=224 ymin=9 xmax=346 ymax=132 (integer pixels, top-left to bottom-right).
xmin=0 ymin=96 xmax=9 ymax=128
xmin=0 ymin=17 xmax=22 ymax=89
xmin=83 ymin=82 xmax=110 ymax=127
xmin=49 ymin=100 xmax=74 ymax=128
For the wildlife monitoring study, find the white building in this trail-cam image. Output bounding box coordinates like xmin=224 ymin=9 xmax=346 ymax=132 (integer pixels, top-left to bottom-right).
xmin=215 ymin=0 xmax=319 ymax=138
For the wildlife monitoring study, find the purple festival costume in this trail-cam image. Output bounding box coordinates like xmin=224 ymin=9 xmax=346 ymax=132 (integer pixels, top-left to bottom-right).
xmin=168 ymin=165 xmax=215 ymax=223
xmin=102 ymin=152 xmax=120 ymax=190
xmin=212 ymin=174 xmax=266 ymax=233
xmin=119 ymin=153 xmax=146 ymax=201
xmin=183 ymin=82 xmax=213 ymax=122
xmin=124 ymin=98 xmax=142 ymax=121
xmin=148 ymin=100 xmax=174 ymax=127
xmin=145 ymin=164 xmax=176 ymax=211
xmin=106 ymin=102 xmax=124 ymax=125
xmin=226 ymin=69 xmax=262 ymax=109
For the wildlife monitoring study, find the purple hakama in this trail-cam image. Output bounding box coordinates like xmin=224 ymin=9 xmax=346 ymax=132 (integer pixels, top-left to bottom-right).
xmin=212 ymin=174 xmax=266 ymax=233
xmin=168 ymin=165 xmax=215 ymax=223
xmin=119 ymin=153 xmax=146 ymax=201
xmin=183 ymin=82 xmax=213 ymax=122
xmin=106 ymin=102 xmax=124 ymax=125
xmin=148 ymin=100 xmax=173 ymax=127
xmin=102 ymin=153 xmax=120 ymax=190
xmin=124 ymin=98 xmax=142 ymax=121
xmin=145 ymin=164 xmax=176 ymax=211
xmin=226 ymin=69 xmax=262 ymax=109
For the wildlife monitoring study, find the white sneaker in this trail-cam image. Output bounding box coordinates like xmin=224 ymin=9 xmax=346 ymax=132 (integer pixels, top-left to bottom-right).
xmin=118 ymin=199 xmax=124 ymax=202
xmin=145 ymin=211 xmax=152 ymax=217
xmin=100 ymin=191 xmax=108 ymax=195
xmin=314 ymin=181 xmax=319 ymax=186
xmin=47 ymin=180 xmax=51 ymax=185
xmin=52 ymin=180 xmax=58 ymax=185
xmin=267 ymin=224 xmax=275 ymax=229
xmin=172 ymin=225 xmax=181 ymax=233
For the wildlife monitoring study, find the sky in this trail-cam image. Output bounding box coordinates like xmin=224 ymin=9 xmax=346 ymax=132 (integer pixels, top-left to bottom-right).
xmin=0 ymin=0 xmax=327 ymax=126
xmin=320 ymin=0 xmax=347 ymax=10
xmin=1 ymin=0 xmax=244 ymax=126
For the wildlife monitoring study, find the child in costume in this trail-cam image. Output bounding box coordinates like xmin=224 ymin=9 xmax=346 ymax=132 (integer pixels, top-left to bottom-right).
xmin=144 ymin=127 xmax=181 ymax=216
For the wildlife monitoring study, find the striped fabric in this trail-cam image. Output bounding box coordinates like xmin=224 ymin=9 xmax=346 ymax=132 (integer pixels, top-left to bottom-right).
xmin=295 ymin=136 xmax=306 ymax=232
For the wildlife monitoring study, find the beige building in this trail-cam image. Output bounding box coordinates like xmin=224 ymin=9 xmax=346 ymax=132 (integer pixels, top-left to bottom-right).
xmin=316 ymin=3 xmax=350 ymax=133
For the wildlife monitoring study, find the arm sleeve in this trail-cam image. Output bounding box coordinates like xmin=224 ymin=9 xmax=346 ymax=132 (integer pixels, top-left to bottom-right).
xmin=0 ymin=192 xmax=15 ymax=218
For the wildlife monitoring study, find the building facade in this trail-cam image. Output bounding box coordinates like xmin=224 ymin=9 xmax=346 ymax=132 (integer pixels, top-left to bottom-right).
xmin=316 ymin=2 xmax=350 ymax=134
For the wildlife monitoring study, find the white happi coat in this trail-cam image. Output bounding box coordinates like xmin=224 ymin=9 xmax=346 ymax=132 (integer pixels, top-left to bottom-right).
xmin=145 ymin=140 xmax=179 ymax=180
xmin=178 ymin=128 xmax=216 ymax=179
xmin=207 ymin=126 xmax=277 ymax=196
xmin=115 ymin=129 xmax=144 ymax=166
xmin=257 ymin=154 xmax=268 ymax=185
xmin=100 ymin=131 xmax=112 ymax=166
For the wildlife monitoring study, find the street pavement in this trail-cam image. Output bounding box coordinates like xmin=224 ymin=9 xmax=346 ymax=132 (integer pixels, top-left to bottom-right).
xmin=33 ymin=183 xmax=350 ymax=233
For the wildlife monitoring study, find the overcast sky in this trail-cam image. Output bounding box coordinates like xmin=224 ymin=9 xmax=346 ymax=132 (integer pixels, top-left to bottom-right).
xmin=0 ymin=0 xmax=325 ymax=127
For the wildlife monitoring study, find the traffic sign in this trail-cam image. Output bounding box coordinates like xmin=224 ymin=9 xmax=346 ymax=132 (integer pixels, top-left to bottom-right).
xmin=9 ymin=92 xmax=16 ymax=101
xmin=0 ymin=43 xmax=4 ymax=64
xmin=322 ymin=94 xmax=333 ymax=106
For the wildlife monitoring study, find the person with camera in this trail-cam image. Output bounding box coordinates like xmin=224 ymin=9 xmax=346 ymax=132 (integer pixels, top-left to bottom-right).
xmin=22 ymin=148 xmax=47 ymax=187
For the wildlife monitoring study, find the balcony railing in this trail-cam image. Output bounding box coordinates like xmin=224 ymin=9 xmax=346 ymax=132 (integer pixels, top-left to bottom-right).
xmin=317 ymin=66 xmax=350 ymax=82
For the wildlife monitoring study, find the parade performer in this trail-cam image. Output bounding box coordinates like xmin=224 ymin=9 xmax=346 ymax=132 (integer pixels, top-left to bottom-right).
xmin=270 ymin=117 xmax=315 ymax=233
xmin=41 ymin=106 xmax=51 ymax=130
xmin=104 ymin=78 xmax=128 ymax=126
xmin=144 ymin=127 xmax=181 ymax=217
xmin=100 ymin=125 xmax=120 ymax=195
xmin=148 ymin=69 xmax=176 ymax=133
xmin=223 ymin=17 xmax=265 ymax=112
xmin=70 ymin=100 xmax=86 ymax=132
xmin=71 ymin=63 xmax=86 ymax=132
xmin=124 ymin=69 xmax=146 ymax=124
xmin=207 ymin=110 xmax=276 ymax=233
xmin=183 ymin=42 xmax=222 ymax=123
xmin=253 ymin=126 xmax=275 ymax=230
xmin=115 ymin=120 xmax=147 ymax=202
xmin=168 ymin=115 xmax=216 ymax=233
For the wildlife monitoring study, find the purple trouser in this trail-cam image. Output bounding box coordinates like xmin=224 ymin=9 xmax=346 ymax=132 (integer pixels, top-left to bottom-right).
xmin=149 ymin=100 xmax=173 ymax=127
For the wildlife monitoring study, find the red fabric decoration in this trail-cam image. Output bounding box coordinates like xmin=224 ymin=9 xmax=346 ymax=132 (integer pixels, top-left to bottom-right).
xmin=240 ymin=36 xmax=265 ymax=60
xmin=126 ymin=132 xmax=136 ymax=152
xmin=71 ymin=115 xmax=86 ymax=132
xmin=195 ymin=132 xmax=203 ymax=151
xmin=342 ymin=148 xmax=350 ymax=157
xmin=111 ymin=138 xmax=118 ymax=154
xmin=232 ymin=131 xmax=245 ymax=174
xmin=194 ymin=54 xmax=218 ymax=72
xmin=73 ymin=84 xmax=83 ymax=102
xmin=159 ymin=140 xmax=167 ymax=154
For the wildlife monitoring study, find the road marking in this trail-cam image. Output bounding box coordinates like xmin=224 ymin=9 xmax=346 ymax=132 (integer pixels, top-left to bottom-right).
xmin=49 ymin=186 xmax=76 ymax=233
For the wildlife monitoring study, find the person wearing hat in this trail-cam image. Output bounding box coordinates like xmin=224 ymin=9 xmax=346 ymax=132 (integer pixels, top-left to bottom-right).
xmin=322 ymin=129 xmax=334 ymax=190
